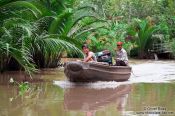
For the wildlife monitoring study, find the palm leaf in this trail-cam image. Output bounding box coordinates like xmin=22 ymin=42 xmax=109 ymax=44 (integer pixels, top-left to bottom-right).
xmin=48 ymin=10 xmax=72 ymax=34
xmin=0 ymin=1 xmax=42 ymax=18
xmin=3 ymin=18 xmax=33 ymax=37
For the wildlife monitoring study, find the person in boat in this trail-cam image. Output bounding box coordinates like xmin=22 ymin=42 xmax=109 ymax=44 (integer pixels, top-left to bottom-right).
xmin=115 ymin=41 xmax=128 ymax=66
xmin=82 ymin=44 xmax=97 ymax=62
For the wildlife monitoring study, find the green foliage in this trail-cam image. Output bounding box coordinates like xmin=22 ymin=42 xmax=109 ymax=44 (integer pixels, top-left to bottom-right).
xmin=0 ymin=0 xmax=104 ymax=73
xmin=1 ymin=0 xmax=175 ymax=74
xmin=9 ymin=77 xmax=30 ymax=96
xmin=127 ymin=19 xmax=158 ymax=58
xmin=0 ymin=18 xmax=36 ymax=74
xmin=19 ymin=82 xmax=29 ymax=95
xmin=82 ymin=19 xmax=132 ymax=56
xmin=75 ymin=0 xmax=175 ymax=59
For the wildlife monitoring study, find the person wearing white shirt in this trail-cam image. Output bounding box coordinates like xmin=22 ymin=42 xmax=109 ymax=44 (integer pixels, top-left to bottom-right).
xmin=115 ymin=42 xmax=128 ymax=66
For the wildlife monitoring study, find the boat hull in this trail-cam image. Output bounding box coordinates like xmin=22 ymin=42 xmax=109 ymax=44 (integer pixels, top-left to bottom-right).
xmin=64 ymin=61 xmax=132 ymax=82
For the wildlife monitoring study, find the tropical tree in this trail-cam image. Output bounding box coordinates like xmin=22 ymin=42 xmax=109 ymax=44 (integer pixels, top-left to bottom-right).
xmin=0 ymin=0 xmax=104 ymax=73
xmin=126 ymin=19 xmax=158 ymax=58
xmin=0 ymin=16 xmax=36 ymax=74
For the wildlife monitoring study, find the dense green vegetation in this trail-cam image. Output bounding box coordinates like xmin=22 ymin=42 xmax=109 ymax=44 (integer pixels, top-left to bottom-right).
xmin=0 ymin=0 xmax=103 ymax=73
xmin=0 ymin=0 xmax=175 ymax=73
xmin=77 ymin=0 xmax=175 ymax=58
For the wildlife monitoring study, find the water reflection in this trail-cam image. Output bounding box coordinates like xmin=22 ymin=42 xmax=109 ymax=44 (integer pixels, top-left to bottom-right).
xmin=0 ymin=68 xmax=64 ymax=85
xmin=64 ymin=84 xmax=131 ymax=115
xmin=1 ymin=82 xmax=175 ymax=116
xmin=0 ymin=83 xmax=64 ymax=116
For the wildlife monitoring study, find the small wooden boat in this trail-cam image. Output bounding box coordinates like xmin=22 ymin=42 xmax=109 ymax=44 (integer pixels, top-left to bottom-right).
xmin=64 ymin=84 xmax=131 ymax=111
xmin=64 ymin=61 xmax=132 ymax=82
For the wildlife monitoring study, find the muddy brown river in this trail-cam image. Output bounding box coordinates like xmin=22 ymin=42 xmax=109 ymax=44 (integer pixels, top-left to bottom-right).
xmin=0 ymin=60 xmax=175 ymax=116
